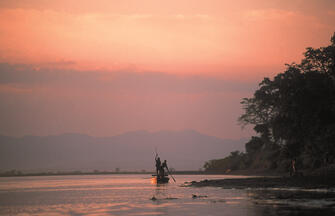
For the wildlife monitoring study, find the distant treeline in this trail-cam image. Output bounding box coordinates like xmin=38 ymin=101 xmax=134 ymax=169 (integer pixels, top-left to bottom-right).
xmin=0 ymin=169 xmax=205 ymax=177
xmin=0 ymin=169 xmax=148 ymax=177
xmin=204 ymin=32 xmax=335 ymax=175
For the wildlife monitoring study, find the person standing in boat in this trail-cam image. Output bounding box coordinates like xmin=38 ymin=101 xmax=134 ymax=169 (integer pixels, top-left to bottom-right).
xmin=155 ymin=154 xmax=161 ymax=176
xmin=161 ymin=160 xmax=168 ymax=177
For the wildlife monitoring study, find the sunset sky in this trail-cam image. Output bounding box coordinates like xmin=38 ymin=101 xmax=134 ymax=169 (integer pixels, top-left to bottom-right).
xmin=0 ymin=0 xmax=334 ymax=139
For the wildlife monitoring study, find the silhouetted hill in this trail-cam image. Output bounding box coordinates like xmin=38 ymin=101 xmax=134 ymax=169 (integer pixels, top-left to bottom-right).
xmin=0 ymin=130 xmax=247 ymax=171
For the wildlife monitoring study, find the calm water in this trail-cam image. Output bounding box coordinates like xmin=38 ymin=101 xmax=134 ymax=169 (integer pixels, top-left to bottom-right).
xmin=0 ymin=174 xmax=335 ymax=216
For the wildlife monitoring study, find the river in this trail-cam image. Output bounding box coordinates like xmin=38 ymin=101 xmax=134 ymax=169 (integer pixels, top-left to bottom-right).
xmin=0 ymin=174 xmax=334 ymax=215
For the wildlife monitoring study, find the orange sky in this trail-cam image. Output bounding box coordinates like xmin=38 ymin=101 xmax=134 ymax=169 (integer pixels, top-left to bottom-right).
xmin=0 ymin=0 xmax=334 ymax=138
xmin=1 ymin=0 xmax=334 ymax=78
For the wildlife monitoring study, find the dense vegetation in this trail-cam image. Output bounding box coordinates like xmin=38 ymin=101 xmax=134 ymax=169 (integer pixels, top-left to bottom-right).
xmin=204 ymin=33 xmax=335 ymax=174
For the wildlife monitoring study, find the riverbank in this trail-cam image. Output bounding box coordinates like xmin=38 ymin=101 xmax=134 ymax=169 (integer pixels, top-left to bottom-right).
xmin=188 ymin=176 xmax=335 ymax=189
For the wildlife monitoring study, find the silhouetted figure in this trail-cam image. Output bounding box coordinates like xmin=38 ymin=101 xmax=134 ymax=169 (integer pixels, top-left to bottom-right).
xmin=161 ymin=160 xmax=168 ymax=177
xmin=155 ymin=154 xmax=161 ymax=176
xmin=290 ymin=158 xmax=296 ymax=176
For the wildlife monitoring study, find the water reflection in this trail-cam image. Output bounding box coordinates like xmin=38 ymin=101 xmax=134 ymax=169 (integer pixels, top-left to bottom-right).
xmin=150 ymin=177 xmax=157 ymax=185
xmin=153 ymin=183 xmax=168 ymax=197
xmin=0 ymin=175 xmax=335 ymax=216
xmin=246 ymin=189 xmax=335 ymax=216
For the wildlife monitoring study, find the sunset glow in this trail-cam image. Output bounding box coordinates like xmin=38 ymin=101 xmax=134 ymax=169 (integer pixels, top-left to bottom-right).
xmin=0 ymin=0 xmax=334 ymax=138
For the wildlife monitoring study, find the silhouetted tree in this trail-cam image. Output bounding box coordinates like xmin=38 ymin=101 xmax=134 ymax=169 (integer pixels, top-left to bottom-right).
xmin=239 ymin=32 xmax=335 ymax=170
xmin=204 ymin=32 xmax=335 ymax=173
xmin=245 ymin=136 xmax=264 ymax=155
xmin=203 ymin=151 xmax=246 ymax=172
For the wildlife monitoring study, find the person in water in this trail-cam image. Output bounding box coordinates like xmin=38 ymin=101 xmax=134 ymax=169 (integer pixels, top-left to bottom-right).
xmin=155 ymin=154 xmax=161 ymax=176
xmin=290 ymin=158 xmax=297 ymax=176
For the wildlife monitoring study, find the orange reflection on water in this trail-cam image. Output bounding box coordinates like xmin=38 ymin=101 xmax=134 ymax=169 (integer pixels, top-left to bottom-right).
xmin=150 ymin=177 xmax=157 ymax=185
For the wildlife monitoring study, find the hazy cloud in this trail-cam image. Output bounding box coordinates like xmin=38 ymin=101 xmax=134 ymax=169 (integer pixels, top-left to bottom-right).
xmin=0 ymin=63 xmax=256 ymax=94
xmin=0 ymin=63 xmax=255 ymax=138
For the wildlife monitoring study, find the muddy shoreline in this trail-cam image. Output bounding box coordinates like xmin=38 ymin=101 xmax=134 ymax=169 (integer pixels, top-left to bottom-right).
xmin=187 ymin=176 xmax=335 ymax=189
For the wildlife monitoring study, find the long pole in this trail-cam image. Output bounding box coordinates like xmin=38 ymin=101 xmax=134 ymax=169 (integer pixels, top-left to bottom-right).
xmin=166 ymin=167 xmax=176 ymax=182
xmin=154 ymin=147 xmax=158 ymax=176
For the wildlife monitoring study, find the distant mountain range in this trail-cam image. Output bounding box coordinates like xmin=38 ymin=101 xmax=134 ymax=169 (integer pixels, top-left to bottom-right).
xmin=0 ymin=130 xmax=247 ymax=172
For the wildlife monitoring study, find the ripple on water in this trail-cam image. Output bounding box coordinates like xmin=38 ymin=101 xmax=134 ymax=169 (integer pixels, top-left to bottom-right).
xmin=0 ymin=175 xmax=335 ymax=216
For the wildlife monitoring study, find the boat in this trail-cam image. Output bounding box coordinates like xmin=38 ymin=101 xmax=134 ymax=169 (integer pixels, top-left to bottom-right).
xmin=153 ymin=152 xmax=174 ymax=184
xmin=151 ymin=174 xmax=170 ymax=184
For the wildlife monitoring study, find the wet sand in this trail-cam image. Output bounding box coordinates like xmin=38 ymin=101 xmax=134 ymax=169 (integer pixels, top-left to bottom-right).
xmin=188 ymin=176 xmax=335 ymax=189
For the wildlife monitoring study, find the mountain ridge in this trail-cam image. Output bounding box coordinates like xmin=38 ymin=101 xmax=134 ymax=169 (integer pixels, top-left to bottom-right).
xmin=0 ymin=130 xmax=248 ymax=172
